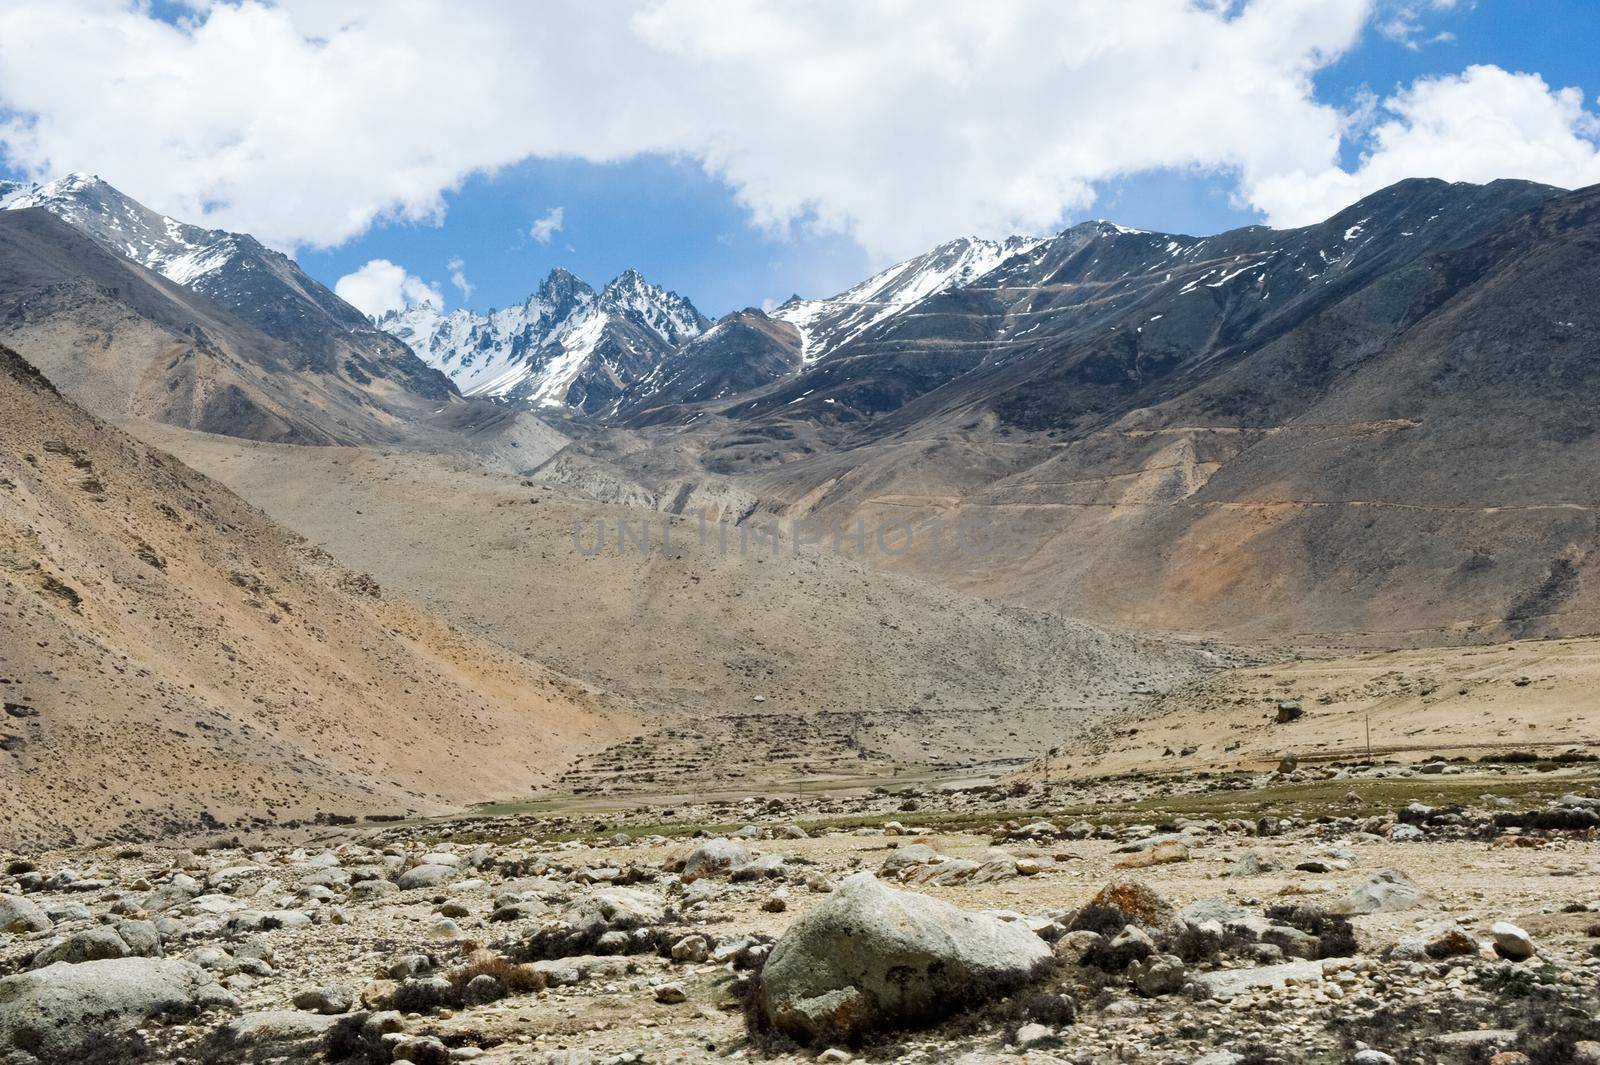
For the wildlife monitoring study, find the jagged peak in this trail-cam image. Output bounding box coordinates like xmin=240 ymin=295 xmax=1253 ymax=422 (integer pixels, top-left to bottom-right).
xmin=600 ymin=266 xmax=685 ymax=305
xmin=531 ymin=266 xmax=594 ymax=305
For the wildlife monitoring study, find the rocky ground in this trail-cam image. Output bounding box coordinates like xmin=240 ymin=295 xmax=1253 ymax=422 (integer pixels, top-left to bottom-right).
xmin=3 ymin=759 xmax=1600 ymax=1065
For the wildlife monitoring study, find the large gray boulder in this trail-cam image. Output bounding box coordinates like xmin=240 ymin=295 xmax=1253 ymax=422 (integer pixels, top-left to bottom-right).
xmin=0 ymin=896 xmax=50 ymax=935
xmin=681 ymin=839 xmax=752 ymax=882
xmin=32 ymin=927 xmax=131 ymax=968
xmin=0 ymin=958 xmax=236 ymax=1057
xmin=396 ymin=864 xmax=457 ymax=890
xmin=758 ymin=872 xmax=1052 ymax=1043
xmin=221 ymin=1009 xmax=341 ymax=1047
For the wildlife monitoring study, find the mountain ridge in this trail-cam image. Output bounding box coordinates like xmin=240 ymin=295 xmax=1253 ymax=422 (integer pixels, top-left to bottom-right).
xmin=0 ymin=172 xmax=455 ymax=402
xmin=530 ymin=177 xmax=1600 ymax=645
xmin=384 ymin=264 xmax=707 ymax=414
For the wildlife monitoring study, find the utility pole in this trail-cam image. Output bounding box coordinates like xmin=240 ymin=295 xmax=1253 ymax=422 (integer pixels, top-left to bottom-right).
xmin=1365 ymin=714 xmax=1372 ymax=763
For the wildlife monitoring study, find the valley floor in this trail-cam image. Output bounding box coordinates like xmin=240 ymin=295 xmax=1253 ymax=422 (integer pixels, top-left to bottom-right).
xmin=2 ymin=760 xmax=1599 ymax=1064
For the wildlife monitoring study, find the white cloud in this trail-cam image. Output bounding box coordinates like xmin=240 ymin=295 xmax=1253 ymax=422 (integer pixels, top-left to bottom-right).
xmin=529 ymin=206 xmax=565 ymax=245
xmin=1251 ymin=65 xmax=1600 ymax=226
xmin=334 ymin=259 xmax=441 ymax=319
xmin=446 ymin=255 xmax=472 ymax=300
xmin=1377 ymin=0 xmax=1463 ymax=50
xmin=0 ymin=1 xmax=1592 ymax=264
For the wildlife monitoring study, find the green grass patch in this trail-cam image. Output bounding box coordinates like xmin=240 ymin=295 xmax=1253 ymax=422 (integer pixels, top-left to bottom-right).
xmin=406 ymin=766 xmax=1600 ymax=849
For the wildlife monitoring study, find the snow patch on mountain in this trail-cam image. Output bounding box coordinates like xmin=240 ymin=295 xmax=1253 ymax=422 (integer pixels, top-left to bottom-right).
xmin=773 ymin=235 xmax=1042 ymax=362
xmin=0 ymin=173 xmax=245 ymax=290
xmin=383 ymin=267 xmax=706 ymax=411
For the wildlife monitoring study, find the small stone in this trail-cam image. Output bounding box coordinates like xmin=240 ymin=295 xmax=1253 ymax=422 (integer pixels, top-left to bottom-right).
xmin=654 ymin=981 xmax=687 ymax=1004
xmin=670 ymin=935 xmax=710 ymax=963
xmin=1114 ymin=840 xmax=1189 ymax=869
xmin=1129 ymin=953 xmax=1186 ymax=996
xmin=463 ymin=974 xmax=502 ymax=1005
xmin=1014 ymin=1021 xmax=1053 ymax=1046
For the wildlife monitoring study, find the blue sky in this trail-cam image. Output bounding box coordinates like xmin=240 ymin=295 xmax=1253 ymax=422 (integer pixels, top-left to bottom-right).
xmin=300 ymin=1 xmax=1600 ymax=317
xmin=2 ymin=1 xmax=1598 ymax=319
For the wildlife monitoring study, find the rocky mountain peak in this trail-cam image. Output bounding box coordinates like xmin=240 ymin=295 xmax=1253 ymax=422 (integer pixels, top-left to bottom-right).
xmin=386 ymin=263 xmax=706 ymax=413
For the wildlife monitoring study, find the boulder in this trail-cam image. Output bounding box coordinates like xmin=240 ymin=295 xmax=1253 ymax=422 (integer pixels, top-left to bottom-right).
xmin=1331 ymin=870 xmax=1423 ymax=915
xmin=563 ymin=888 xmax=664 ymax=935
xmin=1073 ymin=880 xmax=1176 ymax=932
xmin=0 ymin=896 xmax=50 ymax=935
xmin=758 ymin=872 xmax=1051 ymax=1043
xmin=0 ymin=958 xmax=235 ymax=1057
xmin=396 ymin=865 xmax=457 ymax=891
xmin=291 ymin=985 xmax=354 ymax=1014
xmin=1490 ymin=922 xmax=1535 ymax=961
xmin=1129 ymin=953 xmax=1187 ymax=996
xmin=681 ymin=839 xmax=752 ymax=882
xmin=221 ymin=1009 xmax=340 ymax=1047
xmin=32 ymin=927 xmax=131 ymax=968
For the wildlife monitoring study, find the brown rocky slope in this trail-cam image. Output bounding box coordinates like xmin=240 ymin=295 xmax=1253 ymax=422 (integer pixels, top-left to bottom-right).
xmin=0 ymin=342 xmax=632 ymax=849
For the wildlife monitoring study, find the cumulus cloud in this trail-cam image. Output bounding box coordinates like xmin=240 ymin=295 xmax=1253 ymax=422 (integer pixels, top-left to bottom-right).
xmin=334 ymin=259 xmax=442 ymax=319
xmin=529 ymin=207 xmax=565 ymax=245
xmin=0 ymin=1 xmax=1593 ymax=263
xmin=446 ymin=256 xmax=472 ymax=300
xmin=1251 ymin=65 xmax=1600 ymax=225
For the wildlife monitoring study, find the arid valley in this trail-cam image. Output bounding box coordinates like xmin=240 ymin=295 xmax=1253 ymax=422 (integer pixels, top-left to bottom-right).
xmin=3 ymin=5 xmax=1600 ymax=1062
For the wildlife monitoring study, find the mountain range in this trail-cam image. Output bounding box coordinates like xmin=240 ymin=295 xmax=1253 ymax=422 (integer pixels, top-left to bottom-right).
xmin=529 ymin=177 xmax=1600 ymax=645
xmin=3 ymin=164 xmax=1600 ymax=841
xmin=5 ymin=170 xmax=1599 ymax=646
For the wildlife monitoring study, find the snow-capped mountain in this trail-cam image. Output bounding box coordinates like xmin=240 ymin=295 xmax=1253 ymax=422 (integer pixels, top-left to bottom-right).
xmin=726 ymin=179 xmax=1562 ymax=428
xmin=772 ymin=234 xmax=1045 ymax=362
xmin=385 ymin=267 xmax=707 ymax=414
xmin=2 ymin=172 xmax=244 ymax=287
xmin=0 ymin=173 xmax=447 ymax=396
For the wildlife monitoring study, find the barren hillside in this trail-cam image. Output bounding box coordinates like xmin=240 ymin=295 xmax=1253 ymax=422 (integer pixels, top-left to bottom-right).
xmin=0 ymin=344 xmax=632 ymax=848
xmin=131 ymin=421 xmax=1222 ymax=788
